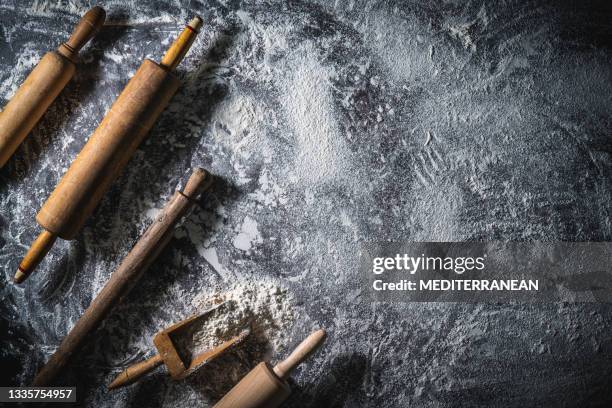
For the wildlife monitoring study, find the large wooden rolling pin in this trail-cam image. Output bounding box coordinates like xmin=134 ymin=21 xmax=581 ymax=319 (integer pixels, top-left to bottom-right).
xmin=0 ymin=6 xmax=106 ymax=167
xmin=15 ymin=16 xmax=203 ymax=284
xmin=32 ymin=168 xmax=211 ymax=386
xmin=214 ymin=329 xmax=326 ymax=408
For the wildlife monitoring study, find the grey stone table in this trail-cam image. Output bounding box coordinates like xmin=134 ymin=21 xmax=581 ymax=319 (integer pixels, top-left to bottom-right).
xmin=1 ymin=1 xmax=611 ymax=406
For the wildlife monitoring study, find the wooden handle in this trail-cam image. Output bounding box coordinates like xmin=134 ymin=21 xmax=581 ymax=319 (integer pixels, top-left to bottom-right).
xmin=57 ymin=6 xmax=106 ymax=60
xmin=181 ymin=168 xmax=210 ymax=199
xmin=160 ymin=16 xmax=202 ymax=71
xmin=14 ymin=229 xmax=57 ymax=284
xmin=182 ymin=327 xmax=251 ymax=378
xmin=273 ymin=329 xmax=326 ymax=380
xmin=108 ymin=354 xmax=163 ymax=390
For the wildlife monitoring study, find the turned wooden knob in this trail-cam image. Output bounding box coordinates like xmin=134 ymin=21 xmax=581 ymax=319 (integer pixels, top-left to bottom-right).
xmin=58 ymin=6 xmax=106 ymax=60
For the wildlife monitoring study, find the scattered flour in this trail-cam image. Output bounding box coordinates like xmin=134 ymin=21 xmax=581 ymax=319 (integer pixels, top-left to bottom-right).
xmin=189 ymin=280 xmax=294 ymax=355
xmin=232 ymin=215 xmax=262 ymax=252
xmin=25 ymin=0 xmax=181 ymax=24
xmin=3 ymin=3 xmax=607 ymax=407
xmin=248 ymin=170 xmax=288 ymax=207
xmin=0 ymin=46 xmax=40 ymax=98
xmin=446 ymin=5 xmax=489 ymax=52
xmin=26 ymin=0 xmax=83 ymax=17
xmin=280 ymin=44 xmax=352 ymax=185
xmin=199 ymin=247 xmax=232 ymax=281
xmin=209 ymin=95 xmax=261 ymax=149
xmin=364 ymin=11 xmax=438 ymax=83
xmin=168 ymin=280 xmax=295 ymax=398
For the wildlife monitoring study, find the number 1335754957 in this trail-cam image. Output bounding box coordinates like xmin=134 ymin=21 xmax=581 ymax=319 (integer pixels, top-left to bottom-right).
xmin=1 ymin=387 xmax=75 ymax=402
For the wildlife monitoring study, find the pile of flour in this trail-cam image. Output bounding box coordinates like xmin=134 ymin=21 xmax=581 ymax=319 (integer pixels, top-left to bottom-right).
xmin=172 ymin=280 xmax=294 ymax=363
xmin=168 ymin=280 xmax=294 ymax=398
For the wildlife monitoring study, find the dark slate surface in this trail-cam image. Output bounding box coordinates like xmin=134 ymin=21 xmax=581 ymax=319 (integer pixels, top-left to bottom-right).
xmin=1 ymin=1 xmax=611 ymax=407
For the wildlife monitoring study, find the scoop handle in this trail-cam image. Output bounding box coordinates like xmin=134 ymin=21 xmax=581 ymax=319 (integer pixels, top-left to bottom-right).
xmin=108 ymin=354 xmax=163 ymax=390
xmin=273 ymin=329 xmax=326 ymax=380
xmin=58 ymin=6 xmax=106 ymax=59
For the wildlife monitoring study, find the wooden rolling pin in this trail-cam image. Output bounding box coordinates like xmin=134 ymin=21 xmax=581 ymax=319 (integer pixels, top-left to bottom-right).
xmin=15 ymin=16 xmax=203 ymax=284
xmin=214 ymin=329 xmax=326 ymax=408
xmin=0 ymin=6 xmax=106 ymax=167
xmin=32 ymin=168 xmax=212 ymax=386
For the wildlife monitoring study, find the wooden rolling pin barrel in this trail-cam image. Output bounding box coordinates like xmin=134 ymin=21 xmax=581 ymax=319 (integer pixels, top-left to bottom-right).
xmin=214 ymin=329 xmax=326 ymax=408
xmin=15 ymin=16 xmax=203 ymax=284
xmin=0 ymin=6 xmax=106 ymax=167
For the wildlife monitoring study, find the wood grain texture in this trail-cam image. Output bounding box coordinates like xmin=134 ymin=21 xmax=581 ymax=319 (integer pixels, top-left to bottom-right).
xmin=214 ymin=330 xmax=325 ymax=407
xmin=0 ymin=52 xmax=74 ymax=167
xmin=179 ymin=328 xmax=251 ymax=379
xmin=4 ymin=2 xmax=612 ymax=406
xmin=181 ymin=167 xmax=208 ymax=199
xmin=108 ymin=305 xmax=247 ymax=389
xmin=14 ymin=229 xmax=57 ymax=283
xmin=0 ymin=6 xmax=104 ymax=167
xmin=273 ymin=329 xmax=326 ymax=380
xmin=160 ymin=16 xmax=202 ymax=71
xmin=213 ymin=362 xmax=291 ymax=408
xmin=107 ymin=354 xmax=163 ymax=390
xmin=57 ymin=6 xmax=106 ymax=61
xmin=36 ymin=59 xmax=180 ymax=239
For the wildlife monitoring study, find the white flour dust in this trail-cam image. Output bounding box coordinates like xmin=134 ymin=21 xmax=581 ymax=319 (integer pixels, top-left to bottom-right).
xmin=163 ymin=280 xmax=295 ymax=399
xmin=171 ymin=280 xmax=294 ymax=365
xmin=280 ymin=44 xmax=351 ymax=185
xmin=232 ymin=215 xmax=262 ymax=252
xmin=26 ymin=1 xmax=182 ymax=24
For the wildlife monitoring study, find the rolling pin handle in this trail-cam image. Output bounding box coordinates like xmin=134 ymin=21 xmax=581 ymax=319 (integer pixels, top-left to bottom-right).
xmin=14 ymin=229 xmax=57 ymax=284
xmin=160 ymin=16 xmax=203 ymax=71
xmin=273 ymin=329 xmax=326 ymax=380
xmin=58 ymin=6 xmax=106 ymax=60
xmin=181 ymin=168 xmax=210 ymax=199
xmin=108 ymin=354 xmax=163 ymax=390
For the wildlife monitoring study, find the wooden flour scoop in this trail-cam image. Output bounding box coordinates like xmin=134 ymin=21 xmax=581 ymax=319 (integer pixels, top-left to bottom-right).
xmin=108 ymin=303 xmax=250 ymax=390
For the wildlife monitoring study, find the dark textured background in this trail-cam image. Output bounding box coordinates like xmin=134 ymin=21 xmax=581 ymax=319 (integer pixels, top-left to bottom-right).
xmin=1 ymin=0 xmax=611 ymax=406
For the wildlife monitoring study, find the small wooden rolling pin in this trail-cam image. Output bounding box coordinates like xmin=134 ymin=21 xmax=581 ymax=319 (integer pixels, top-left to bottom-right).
xmin=32 ymin=168 xmax=211 ymax=386
xmin=0 ymin=6 xmax=106 ymax=167
xmin=15 ymin=16 xmax=203 ymax=283
xmin=214 ymin=329 xmax=326 ymax=408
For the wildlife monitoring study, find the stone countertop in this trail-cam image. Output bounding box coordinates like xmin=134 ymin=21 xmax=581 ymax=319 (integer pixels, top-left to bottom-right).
xmin=1 ymin=1 xmax=611 ymax=406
